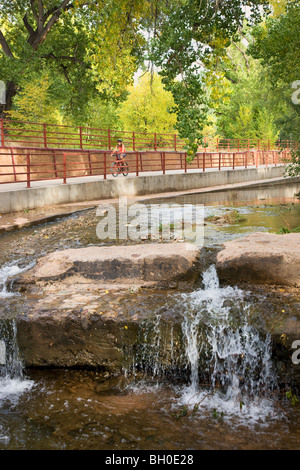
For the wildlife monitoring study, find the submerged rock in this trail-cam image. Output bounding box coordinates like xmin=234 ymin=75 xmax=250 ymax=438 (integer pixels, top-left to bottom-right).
xmin=216 ymin=232 xmax=300 ymax=287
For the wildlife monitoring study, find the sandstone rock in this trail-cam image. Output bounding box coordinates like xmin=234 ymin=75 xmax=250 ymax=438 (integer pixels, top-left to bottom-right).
xmin=14 ymin=242 xmax=200 ymax=370
xmin=216 ymin=232 xmax=300 ymax=287
xmin=18 ymin=242 xmax=200 ymax=287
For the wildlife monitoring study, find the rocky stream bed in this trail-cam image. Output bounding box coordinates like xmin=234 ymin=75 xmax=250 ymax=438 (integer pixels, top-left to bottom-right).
xmin=1 ymin=182 xmax=300 ymax=450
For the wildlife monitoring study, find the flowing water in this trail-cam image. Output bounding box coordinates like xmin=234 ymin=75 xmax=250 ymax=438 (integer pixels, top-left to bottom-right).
xmin=178 ymin=265 xmax=278 ymax=423
xmin=0 ymin=181 xmax=300 ymax=449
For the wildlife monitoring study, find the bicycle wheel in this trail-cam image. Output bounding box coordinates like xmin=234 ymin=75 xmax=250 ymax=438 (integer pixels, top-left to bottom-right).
xmin=122 ymin=162 xmax=129 ymax=177
xmin=111 ymin=161 xmax=119 ymax=177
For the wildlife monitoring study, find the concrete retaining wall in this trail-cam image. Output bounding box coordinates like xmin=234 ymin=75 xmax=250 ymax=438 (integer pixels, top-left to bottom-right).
xmin=0 ymin=165 xmax=287 ymax=214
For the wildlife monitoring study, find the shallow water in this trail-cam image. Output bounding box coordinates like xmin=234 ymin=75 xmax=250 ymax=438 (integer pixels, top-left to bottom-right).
xmin=0 ymin=181 xmax=300 ymax=450
xmin=0 ymin=370 xmax=299 ymax=450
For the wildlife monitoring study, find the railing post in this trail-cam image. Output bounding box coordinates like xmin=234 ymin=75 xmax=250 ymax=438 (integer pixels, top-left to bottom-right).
xmin=154 ymin=133 xmax=157 ymax=151
xmin=184 ymin=153 xmax=187 ymax=173
xmin=163 ymin=152 xmax=166 ymax=174
xmin=0 ymin=119 xmax=4 ymax=147
xmin=133 ymin=132 xmax=135 ymax=152
xmin=11 ymin=148 xmax=17 ymax=181
xmin=136 ymin=152 xmax=139 ymax=176
xmin=80 ymin=127 xmax=83 ymax=149
xmin=245 ymin=151 xmax=247 ymax=169
xmin=27 ymin=153 xmax=31 ymax=188
xmin=52 ymin=149 xmax=58 ymax=178
xmin=203 ymin=152 xmax=205 ymax=172
xmin=88 ymin=150 xmax=92 ymax=175
xmin=63 ymin=152 xmax=67 ymax=184
xmin=43 ymin=123 xmax=48 ymax=148
xmin=233 ymin=153 xmax=235 ymax=170
xmin=103 ymin=152 xmax=106 ymax=179
xmin=219 ymin=152 xmax=221 ymax=171
xmin=108 ymin=129 xmax=111 ymax=150
xmin=174 ymin=134 xmax=177 ymax=152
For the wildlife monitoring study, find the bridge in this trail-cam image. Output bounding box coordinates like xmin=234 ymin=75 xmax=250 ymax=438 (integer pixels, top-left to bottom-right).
xmin=0 ymin=118 xmax=295 ymax=188
xmin=0 ymin=118 xmax=297 ymax=215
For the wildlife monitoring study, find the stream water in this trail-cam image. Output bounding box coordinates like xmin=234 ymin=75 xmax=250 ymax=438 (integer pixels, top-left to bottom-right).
xmin=0 ymin=181 xmax=300 ymax=450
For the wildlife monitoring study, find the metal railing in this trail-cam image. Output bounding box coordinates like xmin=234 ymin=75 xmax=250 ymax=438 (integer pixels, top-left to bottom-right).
xmin=0 ymin=118 xmax=297 ymax=153
xmin=0 ymin=147 xmax=290 ymax=188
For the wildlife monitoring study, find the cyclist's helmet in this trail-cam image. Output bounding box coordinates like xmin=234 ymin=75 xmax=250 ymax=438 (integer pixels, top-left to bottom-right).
xmin=117 ymin=139 xmax=122 ymax=143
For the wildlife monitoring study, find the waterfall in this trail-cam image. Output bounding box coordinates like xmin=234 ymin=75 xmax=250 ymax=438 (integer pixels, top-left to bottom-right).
xmin=0 ymin=319 xmax=34 ymax=407
xmin=0 ymin=262 xmax=34 ymax=298
xmin=179 ymin=265 xmax=278 ymax=421
xmin=0 ymin=263 xmax=35 ymax=407
xmin=132 ymin=265 xmax=279 ymax=422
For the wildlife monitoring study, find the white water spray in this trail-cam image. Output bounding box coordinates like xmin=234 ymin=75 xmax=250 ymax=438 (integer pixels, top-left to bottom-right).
xmin=0 ymin=262 xmax=34 ymax=298
xmin=0 ymin=262 xmax=35 ymax=415
xmin=180 ymin=265 xmax=279 ymax=422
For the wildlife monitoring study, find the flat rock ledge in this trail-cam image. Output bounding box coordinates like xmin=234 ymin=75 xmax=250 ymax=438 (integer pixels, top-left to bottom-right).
xmin=18 ymin=242 xmax=200 ymax=288
xmin=15 ymin=242 xmax=201 ymax=370
xmin=216 ymin=232 xmax=300 ymax=287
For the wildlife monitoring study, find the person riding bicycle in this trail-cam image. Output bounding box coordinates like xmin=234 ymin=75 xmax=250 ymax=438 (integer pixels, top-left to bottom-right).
xmin=112 ymin=139 xmax=126 ymax=162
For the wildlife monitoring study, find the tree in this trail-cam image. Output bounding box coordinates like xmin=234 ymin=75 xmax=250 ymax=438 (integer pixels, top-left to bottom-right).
xmin=209 ymin=29 xmax=281 ymax=145
xmin=118 ymin=72 xmax=177 ymax=134
xmin=149 ymin=0 xmax=268 ymax=159
xmin=6 ymin=73 xmax=62 ymax=123
xmin=248 ymin=1 xmax=300 ymax=140
xmin=0 ymin=0 xmax=147 ymax=121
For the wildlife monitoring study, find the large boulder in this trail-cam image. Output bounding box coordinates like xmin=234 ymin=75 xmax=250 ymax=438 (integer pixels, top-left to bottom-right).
xmin=14 ymin=242 xmax=200 ymax=370
xmin=216 ymin=232 xmax=300 ymax=287
xmin=18 ymin=242 xmax=200 ymax=288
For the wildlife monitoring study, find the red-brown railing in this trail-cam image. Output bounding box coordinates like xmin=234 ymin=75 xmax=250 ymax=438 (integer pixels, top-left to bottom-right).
xmin=0 ymin=147 xmax=290 ymax=188
xmin=0 ymin=118 xmax=297 ymax=153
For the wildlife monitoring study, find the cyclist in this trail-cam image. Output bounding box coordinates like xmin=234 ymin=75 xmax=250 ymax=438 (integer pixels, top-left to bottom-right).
xmin=112 ymin=139 xmax=126 ymax=162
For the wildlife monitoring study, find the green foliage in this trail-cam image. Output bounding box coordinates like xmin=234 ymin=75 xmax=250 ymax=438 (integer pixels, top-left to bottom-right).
xmin=286 ymin=389 xmax=299 ymax=407
xmin=6 ymin=73 xmax=62 ymax=124
xmin=0 ymin=0 xmax=147 ymax=122
xmin=83 ymin=98 xmax=123 ymax=131
xmin=211 ymin=30 xmax=281 ymax=145
xmin=248 ymin=1 xmax=300 ymax=140
xmin=118 ymin=72 xmax=177 ymax=134
xmin=150 ymin=0 xmax=268 ymax=158
xmin=0 ymin=0 xmax=298 ymax=152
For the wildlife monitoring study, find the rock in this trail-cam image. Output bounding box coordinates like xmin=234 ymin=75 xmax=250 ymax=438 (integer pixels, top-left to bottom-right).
xmin=16 ymin=292 xmax=185 ymax=371
xmin=216 ymin=232 xmax=300 ymax=287
xmin=15 ymin=242 xmax=200 ymax=370
xmin=17 ymin=242 xmax=200 ymax=287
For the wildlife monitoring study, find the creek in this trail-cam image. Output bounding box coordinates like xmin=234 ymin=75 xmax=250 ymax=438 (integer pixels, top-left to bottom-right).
xmin=0 ymin=181 xmax=300 ymax=450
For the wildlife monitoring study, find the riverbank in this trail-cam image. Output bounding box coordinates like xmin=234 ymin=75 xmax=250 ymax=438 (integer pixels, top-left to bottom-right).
xmin=1 ymin=172 xmax=299 ymax=234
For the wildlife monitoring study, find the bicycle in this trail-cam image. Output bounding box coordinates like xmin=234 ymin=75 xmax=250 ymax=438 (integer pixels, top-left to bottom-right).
xmin=111 ymin=154 xmax=129 ymax=177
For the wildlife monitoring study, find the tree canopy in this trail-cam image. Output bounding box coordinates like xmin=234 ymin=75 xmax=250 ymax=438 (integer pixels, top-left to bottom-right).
xmin=0 ymin=0 xmax=299 ymax=159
